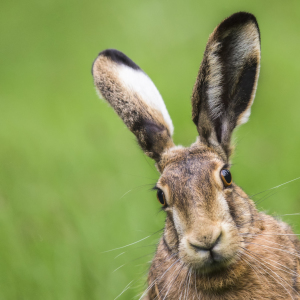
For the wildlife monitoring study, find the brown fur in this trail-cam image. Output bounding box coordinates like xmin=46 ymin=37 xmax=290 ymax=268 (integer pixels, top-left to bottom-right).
xmin=144 ymin=145 xmax=300 ymax=299
xmin=92 ymin=12 xmax=300 ymax=300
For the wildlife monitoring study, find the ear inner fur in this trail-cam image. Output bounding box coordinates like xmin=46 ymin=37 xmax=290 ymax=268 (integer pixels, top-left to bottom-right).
xmin=192 ymin=12 xmax=261 ymax=158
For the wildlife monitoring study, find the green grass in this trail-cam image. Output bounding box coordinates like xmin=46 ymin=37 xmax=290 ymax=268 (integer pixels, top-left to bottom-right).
xmin=1 ymin=0 xmax=300 ymax=299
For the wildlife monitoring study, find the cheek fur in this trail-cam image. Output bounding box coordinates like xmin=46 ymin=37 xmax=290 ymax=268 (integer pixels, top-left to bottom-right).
xmin=172 ymin=208 xmax=186 ymax=238
xmin=163 ymin=214 xmax=180 ymax=251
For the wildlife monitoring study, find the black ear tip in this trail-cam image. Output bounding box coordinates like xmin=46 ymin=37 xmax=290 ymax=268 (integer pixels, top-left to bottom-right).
xmin=227 ymin=11 xmax=258 ymax=24
xmin=219 ymin=12 xmax=259 ymax=33
xmin=91 ymin=48 xmax=140 ymax=76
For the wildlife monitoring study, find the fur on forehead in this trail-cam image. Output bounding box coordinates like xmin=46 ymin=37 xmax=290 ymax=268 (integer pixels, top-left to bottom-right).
xmin=92 ymin=49 xmax=174 ymax=161
xmin=156 ymin=143 xmax=226 ymax=174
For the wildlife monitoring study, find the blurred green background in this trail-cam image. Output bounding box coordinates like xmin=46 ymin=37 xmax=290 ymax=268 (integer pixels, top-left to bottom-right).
xmin=1 ymin=0 xmax=300 ymax=299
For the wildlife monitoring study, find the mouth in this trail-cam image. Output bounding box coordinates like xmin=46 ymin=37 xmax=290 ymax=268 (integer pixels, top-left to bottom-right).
xmin=181 ymin=247 xmax=237 ymax=274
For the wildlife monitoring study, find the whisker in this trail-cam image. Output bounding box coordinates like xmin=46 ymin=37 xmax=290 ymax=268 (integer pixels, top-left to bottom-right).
xmin=178 ymin=264 xmax=189 ymax=300
xmin=162 ymin=263 xmax=185 ymax=300
xmin=137 ymin=252 xmax=178 ymax=297
xmin=243 ymin=239 xmax=300 ymax=277
xmin=139 ymin=257 xmax=181 ymax=300
xmin=244 ymin=241 xmax=300 ymax=260
xmin=134 ymin=252 xmax=179 ymax=300
xmin=114 ymin=252 xmax=126 ymax=259
xmin=185 ymin=268 xmax=192 ymax=300
xmin=255 ymin=191 xmax=279 ymax=207
xmin=114 ymin=280 xmax=135 ymax=300
xmin=154 ymin=263 xmax=180 ymax=300
xmin=113 ymin=252 xmax=156 ymax=274
xmin=240 ymin=233 xmax=300 ymax=236
xmin=194 ymin=271 xmax=200 ymax=300
xmin=247 ymin=245 xmax=299 ymax=278
xmin=120 ymin=183 xmax=156 ymax=199
xmin=249 ymin=176 xmax=300 ymax=199
xmin=242 ymin=249 xmax=295 ymax=299
xmin=113 ymin=264 xmax=126 ymax=273
xmin=267 ymin=177 xmax=300 ymax=191
xmin=150 ymin=252 xmax=179 ymax=272
xmin=241 ymin=256 xmax=266 ymax=285
xmin=102 ymin=228 xmax=163 ymax=253
xmin=274 ymin=213 xmax=300 ymax=217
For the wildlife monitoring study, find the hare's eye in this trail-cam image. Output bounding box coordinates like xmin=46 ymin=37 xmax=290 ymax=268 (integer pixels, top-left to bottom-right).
xmin=156 ymin=189 xmax=166 ymax=206
xmin=220 ymin=169 xmax=232 ymax=187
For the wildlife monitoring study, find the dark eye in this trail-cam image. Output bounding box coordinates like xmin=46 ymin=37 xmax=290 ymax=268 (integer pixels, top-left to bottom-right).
xmin=220 ymin=169 xmax=232 ymax=187
xmin=156 ymin=189 xmax=166 ymax=206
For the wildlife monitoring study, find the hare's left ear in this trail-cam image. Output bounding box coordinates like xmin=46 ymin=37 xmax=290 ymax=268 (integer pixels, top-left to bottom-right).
xmin=92 ymin=49 xmax=174 ymax=162
xmin=192 ymin=12 xmax=261 ymax=159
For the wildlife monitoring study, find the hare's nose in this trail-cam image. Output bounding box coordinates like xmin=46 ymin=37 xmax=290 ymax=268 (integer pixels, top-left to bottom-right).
xmin=189 ymin=231 xmax=222 ymax=253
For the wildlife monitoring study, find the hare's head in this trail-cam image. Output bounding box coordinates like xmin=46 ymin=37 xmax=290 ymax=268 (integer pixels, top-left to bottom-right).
xmin=92 ymin=12 xmax=260 ymax=274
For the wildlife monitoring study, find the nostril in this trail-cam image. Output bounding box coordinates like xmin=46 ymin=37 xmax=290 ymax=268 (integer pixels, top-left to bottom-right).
xmin=214 ymin=232 xmax=222 ymax=247
xmin=190 ymin=243 xmax=211 ymax=252
xmin=189 ymin=232 xmax=222 ymax=252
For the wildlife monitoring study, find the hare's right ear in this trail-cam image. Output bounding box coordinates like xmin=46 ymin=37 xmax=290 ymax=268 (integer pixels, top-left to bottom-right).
xmin=192 ymin=12 xmax=261 ymax=159
xmin=92 ymin=49 xmax=174 ymax=162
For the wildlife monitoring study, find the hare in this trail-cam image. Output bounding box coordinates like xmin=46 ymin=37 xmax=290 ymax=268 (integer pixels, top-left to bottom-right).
xmin=92 ymin=12 xmax=300 ymax=300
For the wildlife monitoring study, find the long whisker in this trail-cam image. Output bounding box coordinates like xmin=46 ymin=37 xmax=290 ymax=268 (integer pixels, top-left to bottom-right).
xmin=162 ymin=263 xmax=185 ymax=300
xmin=154 ymin=263 xmax=180 ymax=300
xmin=139 ymin=257 xmax=181 ymax=300
xmin=254 ymin=191 xmax=279 ymax=206
xmin=114 ymin=252 xmax=126 ymax=259
xmin=241 ymin=256 xmax=266 ymax=285
xmin=102 ymin=228 xmax=163 ymax=253
xmin=244 ymin=241 xmax=300 ymax=260
xmin=243 ymin=239 xmax=300 ymax=277
xmin=249 ymin=176 xmax=300 ymax=199
xmin=185 ymin=268 xmax=192 ymax=300
xmin=153 ymin=263 xmax=182 ymax=300
xmin=241 ymin=248 xmax=295 ymax=299
xmin=150 ymin=252 xmax=179 ymax=272
xmin=178 ymin=265 xmax=189 ymax=300
xmin=120 ymin=183 xmax=156 ymax=199
xmin=134 ymin=252 xmax=179 ymax=300
xmin=114 ymin=280 xmax=135 ymax=300
xmin=112 ymin=252 xmax=155 ymax=273
xmin=243 ymin=247 xmax=300 ymax=298
xmin=247 ymin=246 xmax=299 ymax=278
xmin=194 ymin=271 xmax=200 ymax=300
xmin=274 ymin=213 xmax=300 ymax=217
xmin=240 ymin=233 xmax=300 ymax=236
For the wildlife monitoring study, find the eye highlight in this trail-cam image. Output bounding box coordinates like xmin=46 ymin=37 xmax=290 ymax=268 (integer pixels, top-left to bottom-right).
xmin=220 ymin=169 xmax=232 ymax=187
xmin=156 ymin=189 xmax=166 ymax=206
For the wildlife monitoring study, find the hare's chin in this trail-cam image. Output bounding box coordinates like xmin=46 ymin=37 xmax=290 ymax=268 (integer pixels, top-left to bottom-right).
xmin=181 ymin=251 xmax=237 ymax=274
xmin=193 ymin=258 xmax=236 ymax=274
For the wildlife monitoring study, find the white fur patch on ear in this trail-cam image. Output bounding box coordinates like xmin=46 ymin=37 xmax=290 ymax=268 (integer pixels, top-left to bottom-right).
xmin=207 ymin=42 xmax=224 ymax=120
xmin=118 ymin=64 xmax=174 ymax=135
xmin=230 ymin=25 xmax=260 ymax=126
xmin=238 ymin=106 xmax=252 ymax=125
xmin=206 ymin=24 xmax=260 ymax=123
